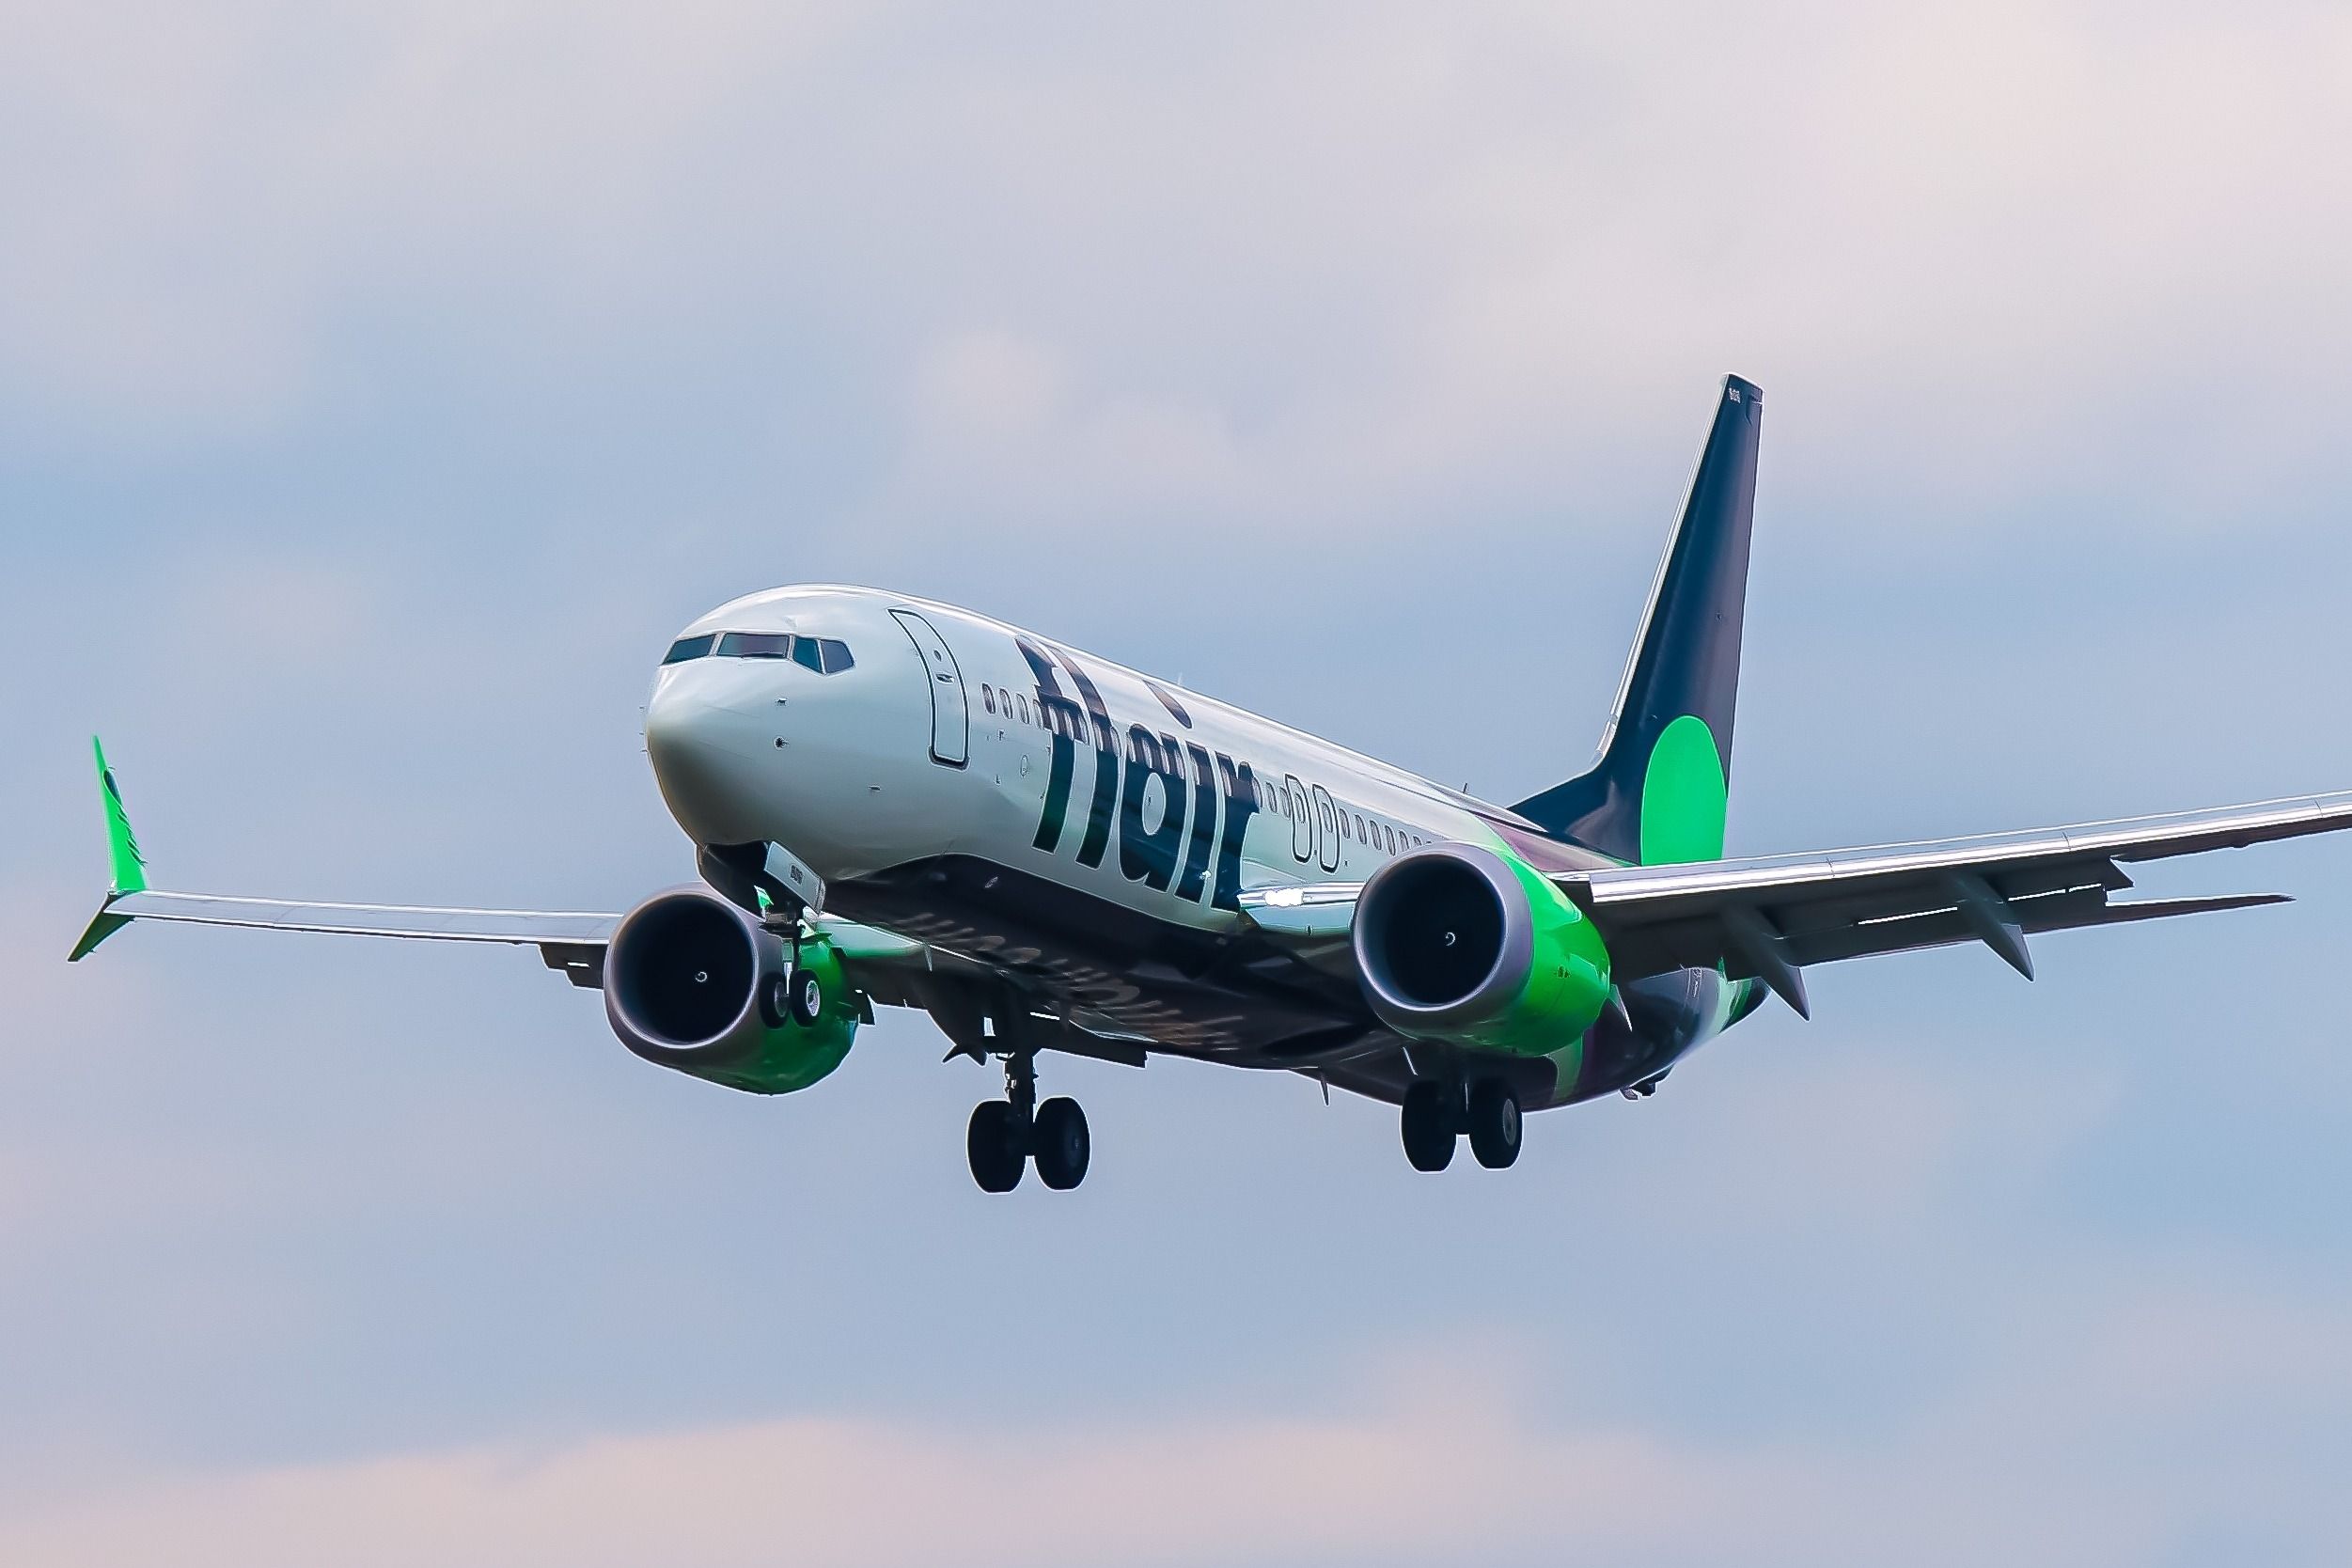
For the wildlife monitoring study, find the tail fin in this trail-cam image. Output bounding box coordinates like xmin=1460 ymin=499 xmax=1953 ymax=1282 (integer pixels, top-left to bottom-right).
xmin=1512 ymin=374 xmax=1763 ymax=865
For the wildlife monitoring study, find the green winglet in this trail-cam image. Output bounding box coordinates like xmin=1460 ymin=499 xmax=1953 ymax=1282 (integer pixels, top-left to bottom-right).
xmin=69 ymin=737 xmax=148 ymax=962
xmin=92 ymin=737 xmax=148 ymax=894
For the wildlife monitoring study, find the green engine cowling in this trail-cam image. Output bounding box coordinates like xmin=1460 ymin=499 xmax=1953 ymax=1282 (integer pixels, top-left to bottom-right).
xmin=603 ymin=888 xmax=859 ymax=1094
xmin=1351 ymin=842 xmax=1612 ymax=1055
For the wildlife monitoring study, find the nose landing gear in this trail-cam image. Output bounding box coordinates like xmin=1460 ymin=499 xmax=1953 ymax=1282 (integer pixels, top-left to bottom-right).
xmin=965 ymin=1047 xmax=1090 ymax=1193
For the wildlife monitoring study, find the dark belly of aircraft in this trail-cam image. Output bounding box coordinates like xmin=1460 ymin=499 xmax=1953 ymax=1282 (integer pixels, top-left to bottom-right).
xmin=828 ymin=855 xmax=1366 ymax=1059
xmin=829 ymin=855 xmax=1693 ymax=1111
xmin=830 ymin=855 xmax=1736 ymax=1110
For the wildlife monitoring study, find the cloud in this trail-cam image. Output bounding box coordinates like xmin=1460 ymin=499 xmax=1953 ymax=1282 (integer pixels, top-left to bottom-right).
xmin=7 ymin=1291 xmax=2351 ymax=1568
xmin=8 ymin=0 xmax=2349 ymax=529
xmin=0 ymin=1395 xmax=1723 ymax=1568
xmin=10 ymin=8 xmax=2352 ymax=1565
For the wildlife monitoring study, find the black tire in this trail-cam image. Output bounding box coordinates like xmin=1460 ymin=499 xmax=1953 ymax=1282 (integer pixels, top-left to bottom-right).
xmin=966 ymin=1101 xmax=1026 ymax=1193
xmin=1467 ymin=1078 xmax=1522 ymax=1169
xmin=1032 ymin=1096 xmax=1090 ymax=1191
xmin=758 ymin=973 xmax=790 ymax=1029
xmin=787 ymin=966 xmax=823 ymax=1027
xmin=1400 ymin=1080 xmax=1456 ymax=1172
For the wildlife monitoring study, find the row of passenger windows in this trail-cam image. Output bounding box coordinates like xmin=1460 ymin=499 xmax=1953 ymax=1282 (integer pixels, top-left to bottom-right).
xmin=977 ymin=682 xmax=1428 ymax=860
xmin=663 ymin=632 xmax=856 ymax=674
xmin=1278 ymin=786 xmax=1425 ymax=856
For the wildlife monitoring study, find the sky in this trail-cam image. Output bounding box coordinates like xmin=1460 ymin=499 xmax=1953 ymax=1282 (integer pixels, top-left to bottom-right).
xmin=6 ymin=2 xmax=2352 ymax=1562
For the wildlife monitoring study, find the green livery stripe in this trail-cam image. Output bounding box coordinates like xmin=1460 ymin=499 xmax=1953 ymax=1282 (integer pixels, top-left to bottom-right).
xmin=1639 ymin=714 xmax=1727 ymax=866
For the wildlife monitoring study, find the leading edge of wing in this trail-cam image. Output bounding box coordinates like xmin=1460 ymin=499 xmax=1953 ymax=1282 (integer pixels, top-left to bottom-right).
xmin=1566 ymin=791 xmax=2352 ymax=915
xmin=86 ymin=890 xmax=621 ymax=947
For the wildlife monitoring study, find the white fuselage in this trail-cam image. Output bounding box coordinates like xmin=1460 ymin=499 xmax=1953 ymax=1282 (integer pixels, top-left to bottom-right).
xmin=640 ymin=586 xmax=1630 ymax=1079
xmin=645 ymin=586 xmax=1588 ymax=931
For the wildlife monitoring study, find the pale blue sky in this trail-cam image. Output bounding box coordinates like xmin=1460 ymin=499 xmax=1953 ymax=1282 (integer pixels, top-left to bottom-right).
xmin=7 ymin=3 xmax=2352 ymax=1563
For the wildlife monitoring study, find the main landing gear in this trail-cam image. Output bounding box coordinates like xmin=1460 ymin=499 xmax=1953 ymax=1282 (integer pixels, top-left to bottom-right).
xmin=1401 ymin=1076 xmax=1522 ymax=1172
xmin=966 ymin=1048 xmax=1090 ymax=1193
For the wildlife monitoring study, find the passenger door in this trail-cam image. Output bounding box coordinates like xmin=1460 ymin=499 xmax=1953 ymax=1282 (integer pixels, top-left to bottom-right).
xmin=1309 ymin=782 xmax=1341 ymax=872
xmin=890 ymin=609 xmax=969 ymax=767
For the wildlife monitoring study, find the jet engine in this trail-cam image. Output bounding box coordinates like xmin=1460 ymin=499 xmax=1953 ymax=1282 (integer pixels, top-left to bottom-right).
xmin=603 ymin=887 xmax=856 ymax=1093
xmin=1352 ymin=842 xmax=1613 ymax=1055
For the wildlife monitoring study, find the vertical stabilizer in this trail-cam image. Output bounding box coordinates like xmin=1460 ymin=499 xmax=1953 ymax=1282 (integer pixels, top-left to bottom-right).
xmin=1512 ymin=375 xmax=1762 ymax=864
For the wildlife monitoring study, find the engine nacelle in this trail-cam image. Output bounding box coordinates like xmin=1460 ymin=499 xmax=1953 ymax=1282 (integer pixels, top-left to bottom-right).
xmin=603 ymin=887 xmax=856 ymax=1094
xmin=1352 ymin=842 xmax=1612 ymax=1055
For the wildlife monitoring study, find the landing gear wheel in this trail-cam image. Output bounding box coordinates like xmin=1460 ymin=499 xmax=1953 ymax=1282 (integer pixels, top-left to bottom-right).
xmin=1401 ymin=1080 xmax=1457 ymax=1172
xmin=1032 ymin=1097 xmax=1090 ymax=1190
xmin=1467 ymin=1078 xmax=1522 ymax=1169
xmin=966 ymin=1101 xmax=1027 ymax=1193
xmin=759 ymin=973 xmax=790 ymax=1029
xmin=786 ymin=967 xmax=824 ymax=1027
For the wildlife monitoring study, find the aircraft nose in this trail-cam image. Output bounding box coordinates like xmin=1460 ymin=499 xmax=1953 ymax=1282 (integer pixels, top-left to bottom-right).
xmin=644 ymin=666 xmax=772 ymax=846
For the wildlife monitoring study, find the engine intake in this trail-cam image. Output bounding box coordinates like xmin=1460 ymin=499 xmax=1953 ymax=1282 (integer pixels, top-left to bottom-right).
xmin=1357 ymin=849 xmax=1527 ymax=1022
xmin=1352 ymin=842 xmax=1612 ymax=1055
xmin=604 ymin=886 xmax=856 ymax=1094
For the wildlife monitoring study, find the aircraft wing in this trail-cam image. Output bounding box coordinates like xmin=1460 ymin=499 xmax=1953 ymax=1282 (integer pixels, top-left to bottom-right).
xmin=1238 ymin=793 xmax=2352 ymax=1019
xmin=71 ymin=887 xmax=623 ymax=982
xmin=1560 ymin=793 xmax=2352 ymax=1016
xmin=66 ymin=740 xmax=933 ymax=996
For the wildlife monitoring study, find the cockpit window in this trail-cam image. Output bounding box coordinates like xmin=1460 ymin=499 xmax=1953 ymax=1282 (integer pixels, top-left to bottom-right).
xmin=716 ymin=632 xmax=793 ymax=659
xmin=694 ymin=631 xmax=858 ymax=673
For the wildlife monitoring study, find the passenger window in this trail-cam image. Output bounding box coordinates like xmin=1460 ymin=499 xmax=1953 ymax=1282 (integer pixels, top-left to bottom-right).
xmin=982 ymin=685 xmax=996 ymax=714
xmin=663 ymin=634 xmax=715 ymax=665
xmin=820 ymin=638 xmax=855 ymax=673
xmin=716 ymin=632 xmax=792 ymax=659
xmin=1016 ymin=696 xmax=1030 ymax=725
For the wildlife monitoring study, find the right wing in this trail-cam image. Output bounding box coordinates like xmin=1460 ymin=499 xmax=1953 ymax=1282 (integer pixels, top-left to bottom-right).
xmin=1560 ymin=793 xmax=2352 ymax=1015
xmin=71 ymin=887 xmax=624 ymax=984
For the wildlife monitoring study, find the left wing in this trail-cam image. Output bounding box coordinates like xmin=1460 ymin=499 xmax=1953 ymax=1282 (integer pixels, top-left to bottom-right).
xmin=1238 ymin=792 xmax=2352 ymax=1019
xmin=1560 ymin=792 xmax=2352 ymax=1016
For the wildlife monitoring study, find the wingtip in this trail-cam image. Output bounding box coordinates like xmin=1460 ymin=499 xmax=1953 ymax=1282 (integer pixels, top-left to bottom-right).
xmin=89 ymin=735 xmax=148 ymax=896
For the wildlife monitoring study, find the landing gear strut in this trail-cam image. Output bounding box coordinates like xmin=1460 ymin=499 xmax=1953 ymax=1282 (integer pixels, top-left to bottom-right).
xmin=965 ymin=1047 xmax=1090 ymax=1193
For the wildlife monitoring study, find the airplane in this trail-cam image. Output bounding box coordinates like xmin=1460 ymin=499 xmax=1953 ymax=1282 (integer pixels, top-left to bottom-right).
xmin=70 ymin=374 xmax=2352 ymax=1192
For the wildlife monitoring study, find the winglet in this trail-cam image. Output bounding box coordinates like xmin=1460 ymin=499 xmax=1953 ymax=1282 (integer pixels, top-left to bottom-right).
xmin=69 ymin=737 xmax=148 ymax=962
